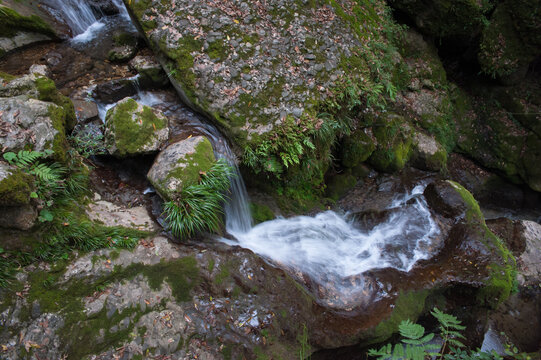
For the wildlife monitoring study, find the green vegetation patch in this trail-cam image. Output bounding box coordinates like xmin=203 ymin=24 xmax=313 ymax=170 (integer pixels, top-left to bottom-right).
xmin=0 ymin=6 xmax=55 ymax=39
xmin=106 ymin=98 xmax=167 ymax=157
xmin=447 ymin=181 xmax=516 ymax=308
xmin=0 ymin=167 xmax=34 ymax=206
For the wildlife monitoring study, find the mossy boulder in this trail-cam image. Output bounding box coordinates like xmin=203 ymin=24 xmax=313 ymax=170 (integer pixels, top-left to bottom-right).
xmin=478 ymin=1 xmax=541 ymax=82
xmin=0 ymin=4 xmax=56 ymax=57
xmin=124 ymin=0 xmax=402 ymax=154
xmin=107 ymin=31 xmax=139 ymax=63
xmin=0 ymin=71 xmax=75 ymax=162
xmin=147 ymin=136 xmax=215 ymax=200
xmin=454 ymin=80 xmax=541 ymax=192
xmin=0 ymin=162 xmax=34 ymax=207
xmin=368 ymin=114 xmax=413 ymax=173
xmin=105 ymin=98 xmax=169 ymax=158
xmin=411 ymin=132 xmax=447 ymax=172
xmin=340 ymin=129 xmax=376 ymax=169
xmin=424 ymin=180 xmax=516 ymax=308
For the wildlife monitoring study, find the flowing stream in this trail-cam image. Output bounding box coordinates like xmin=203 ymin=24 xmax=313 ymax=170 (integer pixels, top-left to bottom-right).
xmin=67 ymin=1 xmax=441 ymax=308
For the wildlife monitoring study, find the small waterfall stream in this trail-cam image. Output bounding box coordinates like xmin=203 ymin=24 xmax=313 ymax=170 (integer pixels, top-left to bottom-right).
xmin=67 ymin=1 xmax=441 ymax=307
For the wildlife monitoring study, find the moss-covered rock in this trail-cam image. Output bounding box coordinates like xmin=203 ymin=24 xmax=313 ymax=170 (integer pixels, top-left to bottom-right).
xmin=105 ymin=98 xmax=169 ymax=158
xmin=124 ymin=0 xmax=403 ymax=174
xmin=340 ymin=129 xmax=376 ymax=169
xmin=147 ymin=136 xmax=215 ymax=200
xmin=250 ymin=202 xmax=275 ymax=224
xmin=411 ymin=132 xmax=447 ymax=172
xmin=478 ymin=1 xmax=541 ymax=82
xmin=454 ymin=81 xmax=541 ymax=192
xmin=0 ymin=162 xmax=34 ymax=206
xmin=368 ymin=113 xmax=413 ymax=173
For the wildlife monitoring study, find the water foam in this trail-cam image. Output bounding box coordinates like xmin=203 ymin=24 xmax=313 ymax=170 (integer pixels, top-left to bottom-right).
xmin=220 ymin=186 xmax=439 ymax=307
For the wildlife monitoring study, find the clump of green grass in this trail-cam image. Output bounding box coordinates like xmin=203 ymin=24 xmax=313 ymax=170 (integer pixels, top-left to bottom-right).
xmin=163 ymin=159 xmax=234 ymax=239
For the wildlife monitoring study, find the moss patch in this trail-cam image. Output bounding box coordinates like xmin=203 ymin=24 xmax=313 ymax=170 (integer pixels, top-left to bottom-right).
xmin=250 ymin=202 xmax=274 ymax=224
xmin=106 ymin=98 xmax=167 ymax=157
xmin=0 ymin=6 xmax=55 ymax=39
xmin=0 ymin=167 xmax=34 ymax=206
xmin=164 ymin=137 xmax=215 ymax=191
xmin=447 ymin=181 xmax=516 ymax=308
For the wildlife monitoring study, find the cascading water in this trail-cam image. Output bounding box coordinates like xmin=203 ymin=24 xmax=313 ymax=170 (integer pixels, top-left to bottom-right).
xmin=41 ymin=0 xmax=99 ymax=36
xmin=41 ymin=0 xmax=134 ymax=44
xmin=77 ymin=0 xmax=439 ymax=308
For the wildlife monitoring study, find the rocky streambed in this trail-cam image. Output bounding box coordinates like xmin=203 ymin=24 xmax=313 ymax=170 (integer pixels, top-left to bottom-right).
xmin=1 ymin=0 xmax=541 ymax=359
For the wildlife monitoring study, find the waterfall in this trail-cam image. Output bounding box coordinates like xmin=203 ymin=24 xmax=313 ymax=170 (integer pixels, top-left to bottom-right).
xmin=41 ymin=0 xmax=134 ymax=43
xmin=41 ymin=0 xmax=100 ymax=36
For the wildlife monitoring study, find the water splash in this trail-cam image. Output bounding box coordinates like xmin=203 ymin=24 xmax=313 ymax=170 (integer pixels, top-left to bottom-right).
xmin=220 ymin=185 xmax=440 ymax=308
xmin=42 ymin=0 xmax=134 ymax=44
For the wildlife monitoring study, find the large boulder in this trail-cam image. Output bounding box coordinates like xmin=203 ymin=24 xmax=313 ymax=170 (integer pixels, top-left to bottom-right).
xmin=147 ymin=136 xmax=215 ymax=200
xmin=104 ymin=98 xmax=169 ymax=157
xmin=0 ymin=3 xmax=57 ymax=57
xmin=124 ymin=0 xmax=400 ymax=151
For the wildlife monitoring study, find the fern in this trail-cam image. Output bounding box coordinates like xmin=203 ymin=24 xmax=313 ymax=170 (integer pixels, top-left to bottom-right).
xmin=431 ymin=308 xmax=466 ymax=357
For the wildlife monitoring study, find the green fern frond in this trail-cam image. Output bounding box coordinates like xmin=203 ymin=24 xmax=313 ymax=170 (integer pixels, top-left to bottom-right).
xmin=399 ymin=319 xmax=425 ymax=340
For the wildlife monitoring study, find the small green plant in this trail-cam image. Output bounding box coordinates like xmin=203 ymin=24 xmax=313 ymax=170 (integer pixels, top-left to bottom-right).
xmin=368 ymin=307 xmax=531 ymax=360
xmin=298 ymin=324 xmax=311 ymax=360
xmin=3 ymin=150 xmax=67 ymax=222
xmin=68 ymin=126 xmax=107 ymax=158
xmin=162 ymin=159 xmax=233 ymax=239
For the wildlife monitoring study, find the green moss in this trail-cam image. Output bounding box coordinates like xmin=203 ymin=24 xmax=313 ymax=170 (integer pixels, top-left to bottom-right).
xmin=0 ymin=167 xmax=34 ymax=206
xmin=0 ymin=6 xmax=55 ymax=39
xmin=106 ymin=98 xmax=167 ymax=157
xmin=163 ymin=137 xmax=215 ymax=193
xmin=340 ymin=129 xmax=376 ymax=168
xmin=447 ymin=181 xmax=516 ymax=308
xmin=215 ymin=262 xmax=232 ymax=285
xmin=369 ymin=114 xmax=413 ymax=172
xmin=36 ymin=76 xmax=76 ymax=132
xmin=0 ymin=71 xmax=17 ymax=82
xmin=250 ymin=202 xmax=274 ymax=224
xmin=364 ymin=290 xmax=429 ymax=346
xmin=325 ymin=173 xmax=357 ymax=201
xmin=47 ymin=105 xmax=68 ymax=163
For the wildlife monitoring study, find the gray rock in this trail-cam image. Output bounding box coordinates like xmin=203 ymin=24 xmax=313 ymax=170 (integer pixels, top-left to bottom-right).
xmin=0 ymin=96 xmax=59 ymax=153
xmin=128 ymin=55 xmax=169 ymax=88
xmin=411 ymin=132 xmax=447 ymax=172
xmin=72 ymin=99 xmax=99 ymax=123
xmin=0 ymin=204 xmax=37 ymax=231
xmin=0 ymin=32 xmax=51 ymax=56
xmin=147 ymin=136 xmax=215 ymax=200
